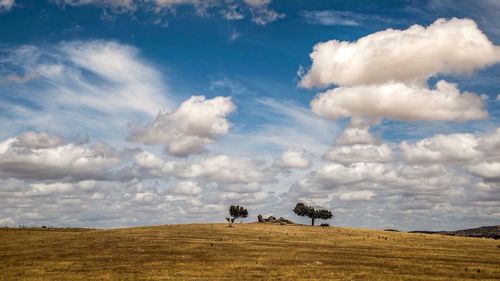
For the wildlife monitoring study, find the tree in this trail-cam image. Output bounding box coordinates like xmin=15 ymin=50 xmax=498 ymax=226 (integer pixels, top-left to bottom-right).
xmin=226 ymin=205 xmax=248 ymax=227
xmin=293 ymin=202 xmax=332 ymax=226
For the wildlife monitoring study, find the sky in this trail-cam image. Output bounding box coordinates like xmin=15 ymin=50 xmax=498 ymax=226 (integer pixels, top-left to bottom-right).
xmin=0 ymin=0 xmax=499 ymax=231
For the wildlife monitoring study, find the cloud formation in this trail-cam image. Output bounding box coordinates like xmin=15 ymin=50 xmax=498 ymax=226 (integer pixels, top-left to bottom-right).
xmin=0 ymin=40 xmax=170 ymax=142
xmin=0 ymin=132 xmax=119 ymax=181
xmin=129 ymin=95 xmax=235 ymax=157
xmin=400 ymin=129 xmax=500 ymax=171
xmin=322 ymin=144 xmax=392 ymax=164
xmin=300 ymin=18 xmax=500 ymax=88
xmin=301 ymin=18 xmax=499 ymax=124
xmin=311 ymin=80 xmax=488 ymax=121
xmin=275 ymin=147 xmax=311 ymax=169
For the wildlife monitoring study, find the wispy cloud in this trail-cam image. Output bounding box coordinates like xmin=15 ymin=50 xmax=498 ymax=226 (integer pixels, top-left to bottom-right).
xmin=300 ymin=10 xmax=395 ymax=27
xmin=0 ymin=40 xmax=171 ymax=143
xmin=300 ymin=10 xmax=360 ymax=26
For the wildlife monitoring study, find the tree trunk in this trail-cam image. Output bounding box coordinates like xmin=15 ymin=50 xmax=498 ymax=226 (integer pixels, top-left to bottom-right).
xmin=311 ymin=218 xmax=315 ymax=226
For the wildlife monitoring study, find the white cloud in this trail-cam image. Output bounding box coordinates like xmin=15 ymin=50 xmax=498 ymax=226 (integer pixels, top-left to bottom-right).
xmin=16 ymin=132 xmax=66 ymax=149
xmin=400 ymin=129 xmax=500 ymax=164
xmin=168 ymin=181 xmax=202 ymax=196
xmin=220 ymin=3 xmax=244 ymax=20
xmin=308 ymin=162 xmax=393 ymax=186
xmin=275 ymin=147 xmax=310 ymax=169
xmin=335 ymin=117 xmax=378 ymax=145
xmin=149 ymin=0 xmax=218 ymax=15
xmin=129 ymin=95 xmax=235 ymax=157
xmin=59 ymin=40 xmax=170 ymax=116
xmin=300 ymin=18 xmax=500 ymax=88
xmin=243 ymin=0 xmax=284 ymax=25
xmin=229 ymin=30 xmax=241 ymax=41
xmin=179 ymin=154 xmax=274 ymax=186
xmin=0 ymin=40 xmax=170 ymax=144
xmin=243 ymin=0 xmax=270 ymax=7
xmin=323 ymin=144 xmax=392 ymax=164
xmin=133 ymin=151 xmax=275 ymax=187
xmin=311 ymin=80 xmax=487 ymax=121
xmin=400 ymin=133 xmax=481 ymax=164
xmin=53 ymin=0 xmax=285 ymax=24
xmin=0 ymin=0 xmax=14 ymax=12
xmin=0 ymin=132 xmax=120 ymax=181
xmin=468 ymin=162 xmax=500 ymax=180
xmin=338 ymin=190 xmax=375 ymax=201
xmin=55 ymin=0 xmax=136 ymax=11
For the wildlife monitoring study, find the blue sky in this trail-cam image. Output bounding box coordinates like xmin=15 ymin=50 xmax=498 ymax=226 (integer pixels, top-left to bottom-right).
xmin=0 ymin=0 xmax=499 ymax=230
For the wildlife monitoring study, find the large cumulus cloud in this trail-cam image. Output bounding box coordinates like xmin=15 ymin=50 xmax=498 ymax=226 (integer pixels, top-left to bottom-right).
xmin=0 ymin=132 xmax=120 ymax=181
xmin=301 ymin=18 xmax=499 ymax=123
xmin=300 ymin=18 xmax=500 ymax=88
xmin=129 ymin=95 xmax=235 ymax=157
xmin=311 ymin=80 xmax=487 ymax=122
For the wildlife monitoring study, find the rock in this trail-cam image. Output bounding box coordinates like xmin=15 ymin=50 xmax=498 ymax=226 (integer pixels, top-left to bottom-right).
xmin=257 ymin=214 xmax=294 ymax=224
xmin=257 ymin=215 xmax=265 ymax=223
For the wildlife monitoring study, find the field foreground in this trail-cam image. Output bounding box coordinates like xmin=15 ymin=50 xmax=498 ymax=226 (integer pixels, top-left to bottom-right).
xmin=1 ymin=223 xmax=500 ymax=280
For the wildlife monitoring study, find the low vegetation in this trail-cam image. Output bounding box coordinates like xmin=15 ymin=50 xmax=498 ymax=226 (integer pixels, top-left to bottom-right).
xmin=1 ymin=224 xmax=499 ymax=280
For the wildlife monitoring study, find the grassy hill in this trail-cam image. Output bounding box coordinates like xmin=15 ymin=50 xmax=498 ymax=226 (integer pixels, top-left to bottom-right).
xmin=1 ymin=223 xmax=499 ymax=280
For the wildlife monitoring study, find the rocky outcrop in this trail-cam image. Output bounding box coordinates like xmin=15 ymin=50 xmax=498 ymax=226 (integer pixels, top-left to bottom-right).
xmin=257 ymin=215 xmax=294 ymax=225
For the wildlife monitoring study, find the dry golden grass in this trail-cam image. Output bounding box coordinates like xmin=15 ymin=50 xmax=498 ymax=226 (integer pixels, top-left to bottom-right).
xmin=1 ymin=223 xmax=499 ymax=280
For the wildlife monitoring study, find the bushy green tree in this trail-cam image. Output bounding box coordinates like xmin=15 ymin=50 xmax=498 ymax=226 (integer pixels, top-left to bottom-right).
xmin=226 ymin=205 xmax=248 ymax=227
xmin=293 ymin=202 xmax=332 ymax=226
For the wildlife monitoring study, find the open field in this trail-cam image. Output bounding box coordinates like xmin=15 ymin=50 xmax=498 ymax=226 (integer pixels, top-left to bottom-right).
xmin=1 ymin=223 xmax=499 ymax=280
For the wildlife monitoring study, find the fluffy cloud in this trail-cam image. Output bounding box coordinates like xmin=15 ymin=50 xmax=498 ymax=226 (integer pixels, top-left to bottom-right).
xmin=311 ymin=80 xmax=487 ymax=122
xmin=180 ymin=154 xmax=273 ymax=185
xmin=275 ymin=147 xmax=311 ymax=169
xmin=133 ymin=151 xmax=275 ymax=187
xmin=468 ymin=162 xmax=500 ymax=181
xmin=401 ymin=133 xmax=481 ymax=164
xmin=334 ymin=117 xmax=378 ymax=145
xmin=287 ymin=126 xmax=500 ymax=229
xmin=338 ymin=190 xmax=375 ymax=201
xmin=0 ymin=132 xmax=119 ymax=181
xmin=129 ymin=95 xmax=235 ymax=157
xmin=306 ymin=162 xmax=393 ymax=186
xmin=400 ymin=129 xmax=500 ymax=164
xmin=16 ymin=132 xmax=66 ymax=149
xmin=323 ymin=144 xmax=392 ymax=164
xmin=400 ymin=129 xmax=500 ymax=183
xmin=167 ymin=181 xmax=202 ymax=196
xmin=300 ymin=18 xmax=500 ymax=88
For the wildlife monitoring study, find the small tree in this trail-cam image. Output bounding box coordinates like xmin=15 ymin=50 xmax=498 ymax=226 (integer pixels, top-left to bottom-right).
xmin=293 ymin=202 xmax=332 ymax=226
xmin=226 ymin=205 xmax=248 ymax=227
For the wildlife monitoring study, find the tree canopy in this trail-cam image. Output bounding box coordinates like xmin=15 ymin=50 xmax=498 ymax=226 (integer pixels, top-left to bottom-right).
xmin=293 ymin=202 xmax=332 ymax=226
xmin=227 ymin=205 xmax=248 ymax=227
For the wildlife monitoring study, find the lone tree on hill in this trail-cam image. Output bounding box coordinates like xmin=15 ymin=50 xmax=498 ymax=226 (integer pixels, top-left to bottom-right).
xmin=226 ymin=205 xmax=248 ymax=227
xmin=293 ymin=202 xmax=332 ymax=226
